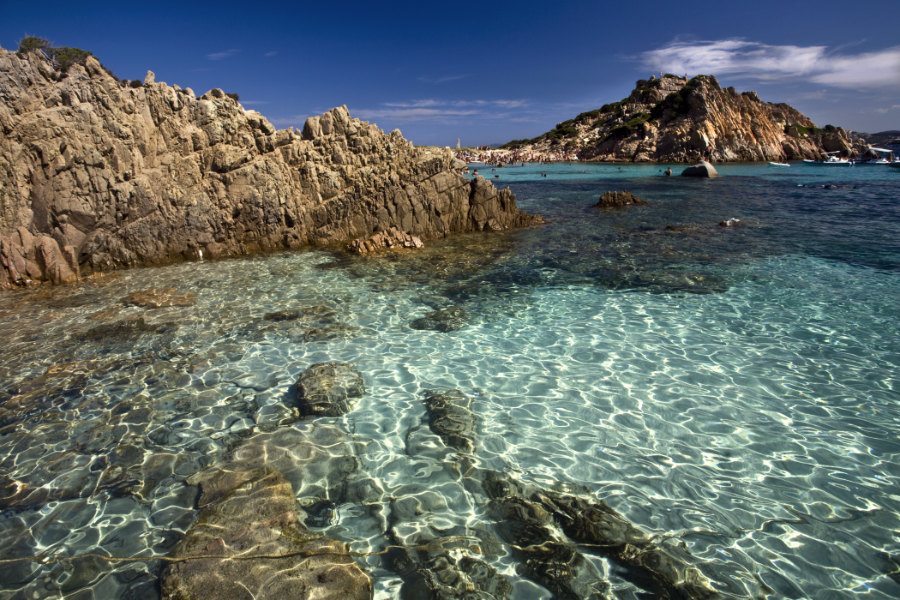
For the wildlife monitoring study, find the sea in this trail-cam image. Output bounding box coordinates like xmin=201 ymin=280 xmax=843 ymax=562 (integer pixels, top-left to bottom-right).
xmin=0 ymin=162 xmax=897 ymax=599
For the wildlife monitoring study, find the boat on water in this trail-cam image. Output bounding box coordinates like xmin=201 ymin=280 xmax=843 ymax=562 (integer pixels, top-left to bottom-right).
xmin=768 ymin=161 xmax=790 ymax=167
xmin=803 ymin=152 xmax=852 ymax=165
xmin=853 ymin=146 xmax=896 ymax=165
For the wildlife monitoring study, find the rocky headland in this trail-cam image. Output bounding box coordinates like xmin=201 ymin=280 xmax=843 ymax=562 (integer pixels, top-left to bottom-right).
xmin=0 ymin=45 xmax=542 ymax=289
xmin=501 ymin=74 xmax=864 ymax=163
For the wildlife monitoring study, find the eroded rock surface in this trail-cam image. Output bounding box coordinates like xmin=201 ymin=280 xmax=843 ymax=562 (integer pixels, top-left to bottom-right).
xmin=295 ymin=362 xmax=365 ymax=417
xmin=0 ymin=47 xmax=542 ymax=289
xmin=595 ymin=190 xmax=647 ymax=208
xmin=161 ymin=469 xmax=372 ymax=600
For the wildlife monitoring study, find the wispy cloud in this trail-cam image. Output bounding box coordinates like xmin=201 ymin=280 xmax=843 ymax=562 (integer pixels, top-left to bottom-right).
xmin=264 ymin=51 xmax=278 ymax=58
xmin=206 ymin=48 xmax=240 ymax=61
xmin=354 ymin=98 xmax=530 ymax=123
xmin=418 ymin=74 xmax=470 ymax=85
xmin=875 ymin=104 xmax=900 ymax=114
xmin=641 ymin=39 xmax=900 ymax=89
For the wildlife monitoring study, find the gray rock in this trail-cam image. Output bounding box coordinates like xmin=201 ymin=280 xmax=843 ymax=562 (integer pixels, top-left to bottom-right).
xmin=681 ymin=160 xmax=719 ymax=178
xmin=295 ymin=362 xmax=365 ymax=416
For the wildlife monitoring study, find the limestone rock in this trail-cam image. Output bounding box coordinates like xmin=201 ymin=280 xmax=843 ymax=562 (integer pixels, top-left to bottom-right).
xmin=681 ymin=161 xmax=719 ymax=178
xmin=595 ymin=190 xmax=647 ymax=207
xmin=0 ymin=46 xmax=542 ymax=289
xmin=295 ymin=362 xmax=365 ymax=417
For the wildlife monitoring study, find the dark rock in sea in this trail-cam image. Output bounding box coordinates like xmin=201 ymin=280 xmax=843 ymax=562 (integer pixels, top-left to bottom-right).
xmin=488 ymin=494 xmax=608 ymax=599
xmin=481 ymin=471 xmax=721 ymax=599
xmin=160 ymin=468 xmax=372 ymax=600
xmin=78 ymin=316 xmax=168 ymax=342
xmin=681 ymin=161 xmax=719 ymax=178
xmin=385 ymin=545 xmax=513 ymax=600
xmin=594 ymin=190 xmax=647 ymax=208
xmin=303 ymin=323 xmax=363 ymax=342
xmin=719 ymin=218 xmax=742 ymax=227
xmin=409 ymin=306 xmax=467 ymax=332
xmin=264 ymin=309 xmax=301 ymax=321
xmin=423 ymin=389 xmax=478 ymax=454
xmin=122 ymin=288 xmax=197 ymax=308
xmin=295 ymin=362 xmax=365 ymax=417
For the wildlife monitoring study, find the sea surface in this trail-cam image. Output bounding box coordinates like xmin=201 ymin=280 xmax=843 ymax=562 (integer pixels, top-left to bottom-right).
xmin=0 ymin=162 xmax=898 ymax=599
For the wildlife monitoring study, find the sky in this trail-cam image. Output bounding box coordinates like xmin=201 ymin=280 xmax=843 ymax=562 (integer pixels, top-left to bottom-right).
xmin=2 ymin=0 xmax=898 ymax=147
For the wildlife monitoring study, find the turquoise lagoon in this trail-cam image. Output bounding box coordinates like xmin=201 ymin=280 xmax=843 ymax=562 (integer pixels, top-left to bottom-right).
xmin=0 ymin=162 xmax=898 ymax=598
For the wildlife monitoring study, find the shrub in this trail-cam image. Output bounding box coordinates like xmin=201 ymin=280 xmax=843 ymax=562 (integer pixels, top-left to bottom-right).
xmin=130 ymin=79 xmax=144 ymax=88
xmin=49 ymin=47 xmax=92 ymax=72
xmin=17 ymin=36 xmax=51 ymax=56
xmin=226 ymin=92 xmax=240 ymax=102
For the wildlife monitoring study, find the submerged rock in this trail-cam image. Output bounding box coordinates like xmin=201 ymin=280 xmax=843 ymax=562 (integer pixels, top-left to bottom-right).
xmin=594 ymin=190 xmax=647 ymax=208
xmin=481 ymin=471 xmax=721 ymax=599
xmin=122 ymin=288 xmax=197 ymax=308
xmin=385 ymin=545 xmax=513 ymax=600
xmin=423 ymin=389 xmax=478 ymax=454
xmin=409 ymin=306 xmax=468 ymax=332
xmin=295 ymin=362 xmax=366 ymax=417
xmin=161 ymin=469 xmax=372 ymax=600
xmin=681 ymin=161 xmax=719 ymax=178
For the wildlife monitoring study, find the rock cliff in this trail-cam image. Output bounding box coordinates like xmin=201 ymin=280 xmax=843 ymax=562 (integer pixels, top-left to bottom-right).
xmin=0 ymin=46 xmax=541 ymax=289
xmin=504 ymin=74 xmax=863 ymax=162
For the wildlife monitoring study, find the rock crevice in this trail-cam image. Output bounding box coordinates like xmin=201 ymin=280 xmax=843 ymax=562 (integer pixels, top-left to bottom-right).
xmin=0 ymin=47 xmax=542 ymax=288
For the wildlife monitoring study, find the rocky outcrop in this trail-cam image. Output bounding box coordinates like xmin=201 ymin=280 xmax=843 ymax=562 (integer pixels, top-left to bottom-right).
xmin=0 ymin=46 xmax=542 ymax=289
xmin=681 ymin=161 xmax=719 ymax=178
xmin=295 ymin=362 xmax=366 ymax=417
xmin=161 ymin=468 xmax=373 ymax=600
xmin=594 ymin=190 xmax=647 ymax=207
xmin=504 ymin=74 xmax=864 ymax=163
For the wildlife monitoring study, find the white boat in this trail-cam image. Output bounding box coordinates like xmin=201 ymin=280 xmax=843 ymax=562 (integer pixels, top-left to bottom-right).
xmin=803 ymin=153 xmax=852 ymax=165
xmin=854 ymin=146 xmax=896 ymax=165
xmin=768 ymin=161 xmax=790 ymax=167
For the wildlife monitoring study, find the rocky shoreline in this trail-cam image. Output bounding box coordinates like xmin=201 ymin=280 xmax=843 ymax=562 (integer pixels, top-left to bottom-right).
xmin=0 ymin=46 xmax=542 ymax=289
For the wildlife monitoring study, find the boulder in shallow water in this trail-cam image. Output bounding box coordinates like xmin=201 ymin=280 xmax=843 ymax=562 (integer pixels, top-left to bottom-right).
xmin=161 ymin=469 xmax=372 ymax=599
xmin=295 ymin=362 xmax=365 ymax=416
xmin=594 ymin=190 xmax=647 ymax=208
xmin=122 ymin=287 xmax=197 ymax=308
xmin=423 ymin=389 xmax=477 ymax=454
xmin=409 ymin=306 xmax=467 ymax=332
xmin=681 ymin=161 xmax=719 ymax=178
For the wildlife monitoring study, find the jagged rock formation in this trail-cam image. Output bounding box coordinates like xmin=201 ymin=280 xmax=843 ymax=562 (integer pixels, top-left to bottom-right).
xmin=505 ymin=74 xmax=863 ymax=162
xmin=0 ymin=46 xmax=542 ymax=289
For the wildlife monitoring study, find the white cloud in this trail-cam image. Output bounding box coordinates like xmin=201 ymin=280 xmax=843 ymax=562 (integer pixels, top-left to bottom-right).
xmin=641 ymin=39 xmax=900 ymax=89
xmin=264 ymin=51 xmax=278 ymax=58
xmin=355 ymin=98 xmax=529 ymax=123
xmin=418 ymin=74 xmax=470 ymax=84
xmin=206 ymin=49 xmax=239 ymax=61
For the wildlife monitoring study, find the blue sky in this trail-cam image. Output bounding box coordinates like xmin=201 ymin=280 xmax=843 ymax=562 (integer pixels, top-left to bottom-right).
xmin=2 ymin=0 xmax=898 ymax=146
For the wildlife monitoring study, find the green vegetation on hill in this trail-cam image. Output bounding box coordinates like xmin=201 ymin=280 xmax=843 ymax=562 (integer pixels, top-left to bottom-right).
xmin=17 ymin=36 xmax=94 ymax=75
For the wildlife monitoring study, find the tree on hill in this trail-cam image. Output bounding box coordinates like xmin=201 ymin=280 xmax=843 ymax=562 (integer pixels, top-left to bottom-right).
xmin=16 ymin=36 xmax=94 ymax=74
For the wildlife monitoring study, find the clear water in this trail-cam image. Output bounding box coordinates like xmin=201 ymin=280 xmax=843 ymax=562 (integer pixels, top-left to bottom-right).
xmin=1 ymin=162 xmax=898 ymax=599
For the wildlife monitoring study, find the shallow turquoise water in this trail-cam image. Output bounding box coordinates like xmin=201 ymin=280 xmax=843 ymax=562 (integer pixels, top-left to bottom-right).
xmin=0 ymin=162 xmax=898 ymax=598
